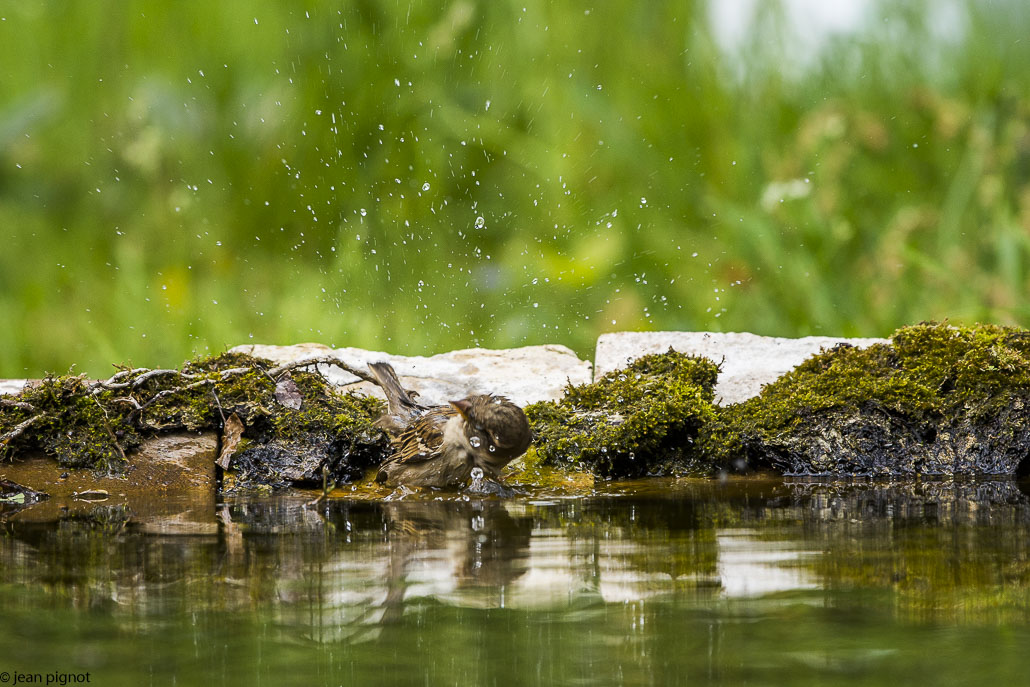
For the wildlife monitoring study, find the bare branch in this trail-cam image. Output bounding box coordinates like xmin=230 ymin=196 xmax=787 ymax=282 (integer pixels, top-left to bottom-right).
xmin=268 ymin=357 xmax=378 ymax=384
xmin=89 ymin=367 xmax=151 ymax=393
xmin=111 ymin=396 xmax=142 ymax=410
xmin=130 ymin=369 xmax=184 ymax=387
xmin=91 ymin=396 xmax=127 ymax=462
xmin=0 ymin=414 xmax=43 ymax=446
xmin=0 ymin=399 xmax=35 ymax=411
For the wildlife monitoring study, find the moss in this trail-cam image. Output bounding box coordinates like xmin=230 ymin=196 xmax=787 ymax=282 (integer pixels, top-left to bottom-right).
xmin=526 ymin=350 xmax=720 ymax=478
xmin=713 ymin=323 xmax=1030 ymax=475
xmin=228 ymin=368 xmax=388 ymax=489
xmin=1 ymin=374 xmax=143 ymax=471
xmin=1 ymin=353 xmax=388 ymax=484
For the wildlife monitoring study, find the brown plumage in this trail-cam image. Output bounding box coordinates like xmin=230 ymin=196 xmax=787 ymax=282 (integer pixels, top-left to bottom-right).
xmin=368 ymin=362 xmax=532 ymax=488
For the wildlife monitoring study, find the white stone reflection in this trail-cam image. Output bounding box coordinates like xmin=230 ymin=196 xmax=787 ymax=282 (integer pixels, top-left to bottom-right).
xmin=715 ymin=528 xmax=819 ymax=597
xmin=268 ymin=499 xmax=830 ymax=642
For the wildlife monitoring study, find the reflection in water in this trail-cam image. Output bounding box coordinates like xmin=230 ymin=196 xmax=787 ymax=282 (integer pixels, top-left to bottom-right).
xmin=2 ymin=478 xmax=1030 ymax=684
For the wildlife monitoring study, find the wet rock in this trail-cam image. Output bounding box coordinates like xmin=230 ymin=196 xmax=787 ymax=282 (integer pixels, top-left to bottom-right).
xmin=0 ymin=432 xmax=217 ymax=529
xmin=226 ymin=431 xmax=384 ymax=490
xmin=594 ymin=331 xmax=887 ymax=405
xmin=0 ymin=479 xmax=49 ymax=516
xmin=133 ymin=433 xmax=218 ymax=490
xmin=230 ymin=342 xmax=592 ymax=406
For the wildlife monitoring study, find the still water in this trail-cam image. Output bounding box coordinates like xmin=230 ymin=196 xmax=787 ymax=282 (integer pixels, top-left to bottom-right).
xmin=2 ymin=478 xmax=1029 ymax=686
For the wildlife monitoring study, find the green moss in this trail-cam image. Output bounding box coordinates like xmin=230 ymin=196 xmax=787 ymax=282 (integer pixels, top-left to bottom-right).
xmin=1 ymin=353 xmax=387 ymax=481
xmin=712 ymin=322 xmax=1030 ymax=475
xmin=226 ymin=368 xmax=389 ymax=489
xmin=1 ymin=374 xmax=143 ymax=470
xmin=526 ymin=350 xmax=720 ymax=478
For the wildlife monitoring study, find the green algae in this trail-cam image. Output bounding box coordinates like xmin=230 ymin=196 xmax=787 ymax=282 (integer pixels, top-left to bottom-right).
xmin=502 ymin=447 xmax=596 ymax=493
xmin=526 ymin=350 xmax=721 ymax=478
xmin=713 ymin=323 xmax=1030 ymax=476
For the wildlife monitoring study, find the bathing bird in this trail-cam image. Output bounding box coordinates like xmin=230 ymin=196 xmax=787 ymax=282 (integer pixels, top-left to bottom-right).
xmin=368 ymin=362 xmax=531 ymax=488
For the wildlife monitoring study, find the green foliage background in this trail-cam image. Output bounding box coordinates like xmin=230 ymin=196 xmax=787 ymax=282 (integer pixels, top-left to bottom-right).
xmin=2 ymin=0 xmax=1030 ymax=377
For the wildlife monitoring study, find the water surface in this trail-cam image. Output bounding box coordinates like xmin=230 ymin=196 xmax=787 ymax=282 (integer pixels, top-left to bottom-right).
xmin=2 ymin=478 xmax=1029 ymax=685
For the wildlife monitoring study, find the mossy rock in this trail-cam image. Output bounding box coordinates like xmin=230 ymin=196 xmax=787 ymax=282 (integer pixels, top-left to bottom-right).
xmin=0 ymin=352 xmax=389 ymax=486
xmin=526 ymin=350 xmax=720 ymax=478
xmin=712 ymin=323 xmax=1030 ymax=476
xmin=1 ymin=374 xmax=144 ymax=470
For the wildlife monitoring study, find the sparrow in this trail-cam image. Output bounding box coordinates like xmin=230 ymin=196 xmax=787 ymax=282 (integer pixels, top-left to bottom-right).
xmin=367 ymin=362 xmax=532 ymax=488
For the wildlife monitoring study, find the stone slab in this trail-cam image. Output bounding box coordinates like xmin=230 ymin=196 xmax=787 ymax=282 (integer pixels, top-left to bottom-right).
xmin=229 ymin=343 xmax=592 ymax=407
xmin=0 ymin=379 xmax=28 ymax=396
xmin=594 ymin=331 xmax=889 ymax=405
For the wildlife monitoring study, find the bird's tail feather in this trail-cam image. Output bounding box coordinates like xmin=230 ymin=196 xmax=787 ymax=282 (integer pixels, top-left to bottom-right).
xmin=368 ymin=361 xmax=424 ymax=419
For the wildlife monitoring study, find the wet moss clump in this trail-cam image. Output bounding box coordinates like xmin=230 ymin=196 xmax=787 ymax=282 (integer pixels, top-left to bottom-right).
xmin=0 ymin=353 xmax=388 ymax=486
xmin=1 ymin=374 xmax=144 ymax=471
xmin=526 ymin=351 xmax=720 ymax=478
xmin=225 ymin=366 xmax=388 ymax=489
xmin=713 ymin=323 xmax=1030 ymax=476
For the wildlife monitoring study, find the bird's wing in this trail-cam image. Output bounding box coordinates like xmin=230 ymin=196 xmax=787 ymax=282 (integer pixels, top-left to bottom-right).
xmin=386 ymin=406 xmax=457 ymax=465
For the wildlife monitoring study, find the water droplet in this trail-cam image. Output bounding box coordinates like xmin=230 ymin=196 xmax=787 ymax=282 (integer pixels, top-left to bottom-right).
xmin=469 ymin=436 xmax=482 ymax=448
xmin=488 ymin=445 xmax=496 ymax=453
xmin=470 ymin=467 xmax=484 ymax=480
xmin=629 ymin=452 xmax=635 ymax=460
xmin=422 ymin=182 xmax=431 ymax=191
xmin=474 ymin=216 xmax=485 ymax=229
xmin=618 ymin=374 xmax=627 ymax=382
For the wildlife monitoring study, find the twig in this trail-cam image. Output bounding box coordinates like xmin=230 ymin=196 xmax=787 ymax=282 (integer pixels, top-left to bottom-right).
xmin=111 ymin=396 xmax=142 ymax=410
xmin=0 ymin=399 xmax=35 ymax=411
xmin=89 ymin=367 xmax=151 ymax=393
xmin=91 ymin=396 xmax=127 ymax=462
xmin=129 ymin=369 xmax=183 ymax=388
xmin=307 ymin=464 xmax=336 ymax=507
xmin=211 ymin=389 xmax=226 ymax=424
xmin=0 ymin=414 xmax=43 ymax=446
xmin=269 ymin=357 xmax=378 ymax=384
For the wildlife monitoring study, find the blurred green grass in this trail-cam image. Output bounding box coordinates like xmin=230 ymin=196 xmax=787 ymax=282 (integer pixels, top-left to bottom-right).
xmin=2 ymin=0 xmax=1030 ymax=377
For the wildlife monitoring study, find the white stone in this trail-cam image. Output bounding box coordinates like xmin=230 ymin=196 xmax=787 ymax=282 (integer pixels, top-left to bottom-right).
xmin=229 ymin=343 xmax=592 ymax=407
xmin=594 ymin=331 xmax=888 ymax=405
xmin=0 ymin=380 xmax=28 ymax=396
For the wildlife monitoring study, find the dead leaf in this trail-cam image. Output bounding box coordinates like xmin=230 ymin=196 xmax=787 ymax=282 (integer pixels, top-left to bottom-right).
xmin=217 ymin=412 xmax=244 ymax=470
xmin=274 ymin=377 xmax=303 ymax=410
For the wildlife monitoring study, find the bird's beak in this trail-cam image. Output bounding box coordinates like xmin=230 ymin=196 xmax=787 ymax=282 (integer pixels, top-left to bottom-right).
xmin=449 ymin=399 xmax=472 ymax=418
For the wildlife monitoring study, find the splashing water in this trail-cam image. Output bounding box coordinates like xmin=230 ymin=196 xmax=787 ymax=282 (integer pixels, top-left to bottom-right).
xmin=469 ymin=436 xmax=482 ymax=448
